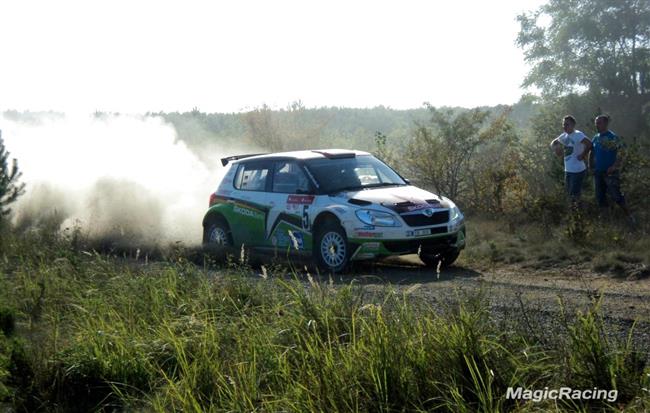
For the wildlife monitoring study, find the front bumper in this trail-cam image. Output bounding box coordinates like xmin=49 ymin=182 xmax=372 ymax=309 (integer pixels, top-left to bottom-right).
xmin=348 ymin=225 xmax=466 ymax=261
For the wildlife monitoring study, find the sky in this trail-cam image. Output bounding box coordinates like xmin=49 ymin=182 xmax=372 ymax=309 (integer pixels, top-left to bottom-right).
xmin=0 ymin=0 xmax=545 ymax=114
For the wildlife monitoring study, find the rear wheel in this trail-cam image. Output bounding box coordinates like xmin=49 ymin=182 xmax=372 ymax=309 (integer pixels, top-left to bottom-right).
xmin=203 ymin=217 xmax=233 ymax=256
xmin=314 ymin=220 xmax=350 ymax=273
xmin=420 ymin=249 xmax=460 ymax=269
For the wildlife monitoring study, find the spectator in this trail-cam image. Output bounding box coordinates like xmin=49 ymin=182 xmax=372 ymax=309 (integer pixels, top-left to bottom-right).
xmin=590 ymin=115 xmax=634 ymax=223
xmin=550 ymin=115 xmax=592 ymax=205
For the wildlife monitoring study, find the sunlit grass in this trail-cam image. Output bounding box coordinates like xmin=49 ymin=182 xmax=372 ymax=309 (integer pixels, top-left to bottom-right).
xmin=0 ymin=228 xmax=648 ymax=412
xmin=460 ymin=216 xmax=650 ymax=278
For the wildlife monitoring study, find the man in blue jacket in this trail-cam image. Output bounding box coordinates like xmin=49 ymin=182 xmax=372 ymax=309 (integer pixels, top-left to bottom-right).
xmin=590 ymin=115 xmax=633 ymax=220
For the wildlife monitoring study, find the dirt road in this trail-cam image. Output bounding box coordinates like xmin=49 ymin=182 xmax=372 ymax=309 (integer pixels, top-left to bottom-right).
xmin=345 ymin=255 xmax=650 ymax=321
xmin=288 ymin=254 xmax=650 ymax=348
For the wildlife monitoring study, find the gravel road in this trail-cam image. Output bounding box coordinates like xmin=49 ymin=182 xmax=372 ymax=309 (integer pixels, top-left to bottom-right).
xmin=298 ymin=254 xmax=650 ymax=351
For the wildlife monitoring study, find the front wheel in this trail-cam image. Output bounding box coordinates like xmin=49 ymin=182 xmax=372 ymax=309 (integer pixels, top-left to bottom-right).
xmin=314 ymin=221 xmax=350 ymax=273
xmin=420 ymin=250 xmax=460 ymax=269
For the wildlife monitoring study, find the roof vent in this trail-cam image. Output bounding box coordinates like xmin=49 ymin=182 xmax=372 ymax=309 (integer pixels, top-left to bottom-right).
xmin=311 ymin=150 xmax=356 ymax=159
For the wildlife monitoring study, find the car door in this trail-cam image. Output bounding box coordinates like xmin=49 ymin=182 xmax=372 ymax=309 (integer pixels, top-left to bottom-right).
xmin=229 ymin=160 xmax=273 ymax=247
xmin=264 ymin=160 xmax=315 ymax=254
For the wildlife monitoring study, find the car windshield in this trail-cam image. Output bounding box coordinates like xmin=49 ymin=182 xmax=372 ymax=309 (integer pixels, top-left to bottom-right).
xmin=305 ymin=155 xmax=406 ymax=194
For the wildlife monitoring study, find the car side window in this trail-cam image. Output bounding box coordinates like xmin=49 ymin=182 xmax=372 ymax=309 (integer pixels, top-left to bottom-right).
xmin=234 ymin=162 xmax=271 ymax=191
xmin=272 ymin=161 xmax=311 ymax=193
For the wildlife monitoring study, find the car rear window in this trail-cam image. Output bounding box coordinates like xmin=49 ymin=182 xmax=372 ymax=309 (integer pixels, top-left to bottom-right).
xmin=234 ymin=162 xmax=271 ymax=191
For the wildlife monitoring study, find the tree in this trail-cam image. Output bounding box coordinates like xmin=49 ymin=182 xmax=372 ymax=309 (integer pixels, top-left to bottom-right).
xmin=243 ymin=104 xmax=285 ymax=152
xmin=373 ymin=131 xmax=396 ymax=165
xmin=405 ymin=106 xmax=491 ymax=201
xmin=243 ymin=102 xmax=330 ymax=152
xmin=517 ymin=0 xmax=650 ymax=98
xmin=0 ymin=130 xmax=25 ymax=217
xmin=465 ymin=108 xmax=522 ymax=213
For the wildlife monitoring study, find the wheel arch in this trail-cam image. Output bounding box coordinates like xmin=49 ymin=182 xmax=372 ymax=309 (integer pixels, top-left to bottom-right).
xmin=202 ymin=211 xmax=235 ymax=246
xmin=202 ymin=209 xmax=229 ymax=229
xmin=312 ymin=211 xmax=343 ymax=252
xmin=312 ymin=211 xmax=341 ymax=234
xmin=202 ymin=210 xmax=233 ymax=240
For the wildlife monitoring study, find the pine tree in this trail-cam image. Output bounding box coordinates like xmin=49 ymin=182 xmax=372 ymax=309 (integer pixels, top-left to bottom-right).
xmin=0 ymin=130 xmax=25 ymax=216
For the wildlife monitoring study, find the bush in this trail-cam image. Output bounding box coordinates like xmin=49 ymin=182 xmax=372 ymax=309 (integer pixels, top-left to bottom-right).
xmin=561 ymin=300 xmax=648 ymax=408
xmin=0 ymin=307 xmax=15 ymax=336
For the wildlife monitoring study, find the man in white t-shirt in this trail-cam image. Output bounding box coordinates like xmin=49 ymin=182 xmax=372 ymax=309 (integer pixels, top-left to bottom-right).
xmin=550 ymin=115 xmax=593 ymax=204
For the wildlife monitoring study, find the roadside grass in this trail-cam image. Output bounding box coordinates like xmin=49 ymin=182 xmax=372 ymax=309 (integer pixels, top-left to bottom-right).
xmin=460 ymin=215 xmax=650 ymax=279
xmin=0 ymin=228 xmax=649 ymax=411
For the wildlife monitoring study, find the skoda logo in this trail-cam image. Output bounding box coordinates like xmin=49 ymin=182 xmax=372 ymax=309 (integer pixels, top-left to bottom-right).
xmin=422 ymin=208 xmax=434 ymax=217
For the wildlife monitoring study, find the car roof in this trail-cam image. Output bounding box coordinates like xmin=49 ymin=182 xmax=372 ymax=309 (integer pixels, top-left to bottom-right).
xmin=227 ymin=149 xmax=371 ymax=164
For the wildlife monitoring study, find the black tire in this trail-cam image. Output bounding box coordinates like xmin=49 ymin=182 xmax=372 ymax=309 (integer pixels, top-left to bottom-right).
xmin=314 ymin=220 xmax=350 ymax=273
xmin=202 ymin=217 xmax=233 ymax=257
xmin=420 ymin=249 xmax=460 ymax=269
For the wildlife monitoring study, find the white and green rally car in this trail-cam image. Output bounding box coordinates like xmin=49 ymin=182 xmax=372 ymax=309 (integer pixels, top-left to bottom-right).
xmin=202 ymin=149 xmax=465 ymax=272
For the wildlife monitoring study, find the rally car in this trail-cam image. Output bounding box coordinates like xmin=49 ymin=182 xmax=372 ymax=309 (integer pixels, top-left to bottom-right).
xmin=202 ymin=149 xmax=465 ymax=272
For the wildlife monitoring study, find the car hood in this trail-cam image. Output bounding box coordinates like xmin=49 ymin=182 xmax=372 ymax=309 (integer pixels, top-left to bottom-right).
xmin=344 ymin=185 xmax=451 ymax=212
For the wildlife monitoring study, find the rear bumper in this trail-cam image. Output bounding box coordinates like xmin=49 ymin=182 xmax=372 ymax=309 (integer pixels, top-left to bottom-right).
xmin=349 ymin=226 xmax=466 ymax=261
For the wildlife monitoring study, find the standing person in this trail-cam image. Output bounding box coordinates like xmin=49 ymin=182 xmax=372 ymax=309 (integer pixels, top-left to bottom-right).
xmin=590 ymin=115 xmax=633 ymax=220
xmin=550 ymin=115 xmax=592 ymax=205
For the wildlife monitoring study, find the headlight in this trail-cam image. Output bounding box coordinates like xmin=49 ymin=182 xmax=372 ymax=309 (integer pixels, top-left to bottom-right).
xmin=450 ymin=205 xmax=462 ymax=221
xmin=355 ymin=209 xmax=401 ymax=227
xmin=447 ymin=202 xmax=464 ymax=232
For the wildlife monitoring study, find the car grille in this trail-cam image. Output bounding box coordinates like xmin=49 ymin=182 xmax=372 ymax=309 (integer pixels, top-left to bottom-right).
xmin=401 ymin=210 xmax=449 ymax=227
xmin=383 ymin=234 xmax=457 ymax=253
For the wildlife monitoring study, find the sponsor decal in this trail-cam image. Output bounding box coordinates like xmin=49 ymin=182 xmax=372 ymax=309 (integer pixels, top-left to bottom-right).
xmin=288 ymin=230 xmax=304 ymax=250
xmin=286 ymin=196 xmax=314 ymax=217
xmin=362 ymin=242 xmax=381 ymax=251
xmin=271 ymin=229 xmax=305 ymax=250
xmin=355 ymin=253 xmax=376 ymax=259
xmin=233 ymin=205 xmax=263 ymax=220
xmin=287 ymin=195 xmax=315 ymax=205
xmin=355 ymin=231 xmax=384 ymax=239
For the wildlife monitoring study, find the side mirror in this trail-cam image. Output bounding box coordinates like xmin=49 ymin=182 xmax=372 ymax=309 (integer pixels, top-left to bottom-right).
xmin=403 ymin=178 xmax=411 ymax=185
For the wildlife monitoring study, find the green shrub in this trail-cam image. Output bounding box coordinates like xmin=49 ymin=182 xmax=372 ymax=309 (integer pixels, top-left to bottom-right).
xmin=0 ymin=307 xmax=15 ymax=336
xmin=561 ymin=300 xmax=648 ymax=409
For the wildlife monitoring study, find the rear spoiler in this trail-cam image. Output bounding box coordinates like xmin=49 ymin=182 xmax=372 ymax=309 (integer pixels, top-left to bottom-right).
xmin=220 ymin=153 xmax=268 ymax=166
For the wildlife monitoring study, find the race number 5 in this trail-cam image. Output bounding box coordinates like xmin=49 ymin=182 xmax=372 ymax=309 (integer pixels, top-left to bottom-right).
xmin=302 ymin=205 xmax=310 ymax=231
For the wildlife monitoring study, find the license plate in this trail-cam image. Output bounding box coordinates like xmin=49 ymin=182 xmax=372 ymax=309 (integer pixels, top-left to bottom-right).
xmin=413 ymin=229 xmax=431 ymax=237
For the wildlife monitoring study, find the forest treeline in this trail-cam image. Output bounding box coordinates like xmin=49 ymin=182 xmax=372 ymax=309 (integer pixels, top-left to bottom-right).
xmin=149 ymin=91 xmax=647 ymax=225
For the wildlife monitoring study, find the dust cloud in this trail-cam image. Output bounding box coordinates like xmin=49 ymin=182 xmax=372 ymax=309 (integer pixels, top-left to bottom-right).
xmin=0 ymin=113 xmax=249 ymax=248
